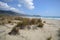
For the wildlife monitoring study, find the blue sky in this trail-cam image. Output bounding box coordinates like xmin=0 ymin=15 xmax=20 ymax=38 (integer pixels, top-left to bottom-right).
xmin=0 ymin=0 xmax=60 ymax=16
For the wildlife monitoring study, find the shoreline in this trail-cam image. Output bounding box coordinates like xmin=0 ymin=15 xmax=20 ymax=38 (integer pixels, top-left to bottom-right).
xmin=21 ymin=16 xmax=60 ymax=20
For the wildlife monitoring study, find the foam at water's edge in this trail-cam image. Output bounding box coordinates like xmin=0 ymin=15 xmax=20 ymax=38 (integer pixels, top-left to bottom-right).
xmin=41 ymin=17 xmax=60 ymax=20
xmin=21 ymin=16 xmax=60 ymax=20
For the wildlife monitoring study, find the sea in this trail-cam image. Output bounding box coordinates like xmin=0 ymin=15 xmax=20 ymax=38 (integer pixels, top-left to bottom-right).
xmin=21 ymin=16 xmax=60 ymax=20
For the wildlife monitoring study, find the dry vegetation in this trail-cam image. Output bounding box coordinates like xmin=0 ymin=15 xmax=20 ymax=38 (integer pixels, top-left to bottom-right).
xmin=15 ymin=18 xmax=44 ymax=28
xmin=12 ymin=17 xmax=44 ymax=35
xmin=47 ymin=36 xmax=52 ymax=40
xmin=8 ymin=27 xmax=20 ymax=35
xmin=57 ymin=28 xmax=60 ymax=40
xmin=0 ymin=15 xmax=44 ymax=35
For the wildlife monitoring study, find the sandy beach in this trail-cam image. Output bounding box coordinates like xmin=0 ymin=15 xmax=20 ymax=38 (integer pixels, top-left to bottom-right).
xmin=0 ymin=18 xmax=60 ymax=40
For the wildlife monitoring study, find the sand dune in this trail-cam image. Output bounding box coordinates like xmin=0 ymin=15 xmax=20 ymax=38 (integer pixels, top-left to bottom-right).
xmin=0 ymin=18 xmax=60 ymax=40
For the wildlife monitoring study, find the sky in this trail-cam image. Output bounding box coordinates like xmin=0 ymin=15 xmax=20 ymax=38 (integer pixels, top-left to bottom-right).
xmin=0 ymin=0 xmax=60 ymax=16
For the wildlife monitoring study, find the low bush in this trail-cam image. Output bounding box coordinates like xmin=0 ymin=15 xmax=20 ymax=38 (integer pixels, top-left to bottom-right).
xmin=47 ymin=36 xmax=52 ymax=40
xmin=37 ymin=22 xmax=44 ymax=28
xmin=8 ymin=21 xmax=11 ymax=23
xmin=57 ymin=28 xmax=60 ymax=37
xmin=8 ymin=27 xmax=20 ymax=35
xmin=43 ymin=21 xmax=46 ymax=23
xmin=22 ymin=18 xmax=30 ymax=25
xmin=30 ymin=19 xmax=37 ymax=25
xmin=15 ymin=22 xmax=26 ymax=29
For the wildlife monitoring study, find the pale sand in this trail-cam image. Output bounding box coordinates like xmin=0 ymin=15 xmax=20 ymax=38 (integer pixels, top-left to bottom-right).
xmin=0 ymin=18 xmax=60 ymax=40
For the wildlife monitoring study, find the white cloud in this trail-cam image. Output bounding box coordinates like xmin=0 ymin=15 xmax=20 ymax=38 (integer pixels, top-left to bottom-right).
xmin=17 ymin=4 xmax=22 ymax=7
xmin=10 ymin=7 xmax=21 ymax=13
xmin=19 ymin=0 xmax=35 ymax=10
xmin=1 ymin=0 xmax=35 ymax=10
xmin=0 ymin=1 xmax=10 ymax=10
xmin=0 ymin=1 xmax=24 ymax=13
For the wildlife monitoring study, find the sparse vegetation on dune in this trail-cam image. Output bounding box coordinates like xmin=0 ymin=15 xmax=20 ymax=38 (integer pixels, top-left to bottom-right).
xmin=0 ymin=15 xmax=45 ymax=35
xmin=0 ymin=22 xmax=5 ymax=25
xmin=57 ymin=28 xmax=60 ymax=40
xmin=30 ymin=19 xmax=37 ymax=25
xmin=0 ymin=15 xmax=44 ymax=26
xmin=37 ymin=22 xmax=44 ymax=28
xmin=0 ymin=15 xmax=44 ymax=28
xmin=15 ymin=22 xmax=25 ymax=29
xmin=14 ymin=16 xmax=23 ymax=20
xmin=8 ymin=21 xmax=11 ymax=23
xmin=47 ymin=36 xmax=52 ymax=40
xmin=13 ymin=17 xmax=44 ymax=30
xmin=43 ymin=21 xmax=46 ymax=23
xmin=22 ymin=18 xmax=30 ymax=25
xmin=8 ymin=27 xmax=20 ymax=35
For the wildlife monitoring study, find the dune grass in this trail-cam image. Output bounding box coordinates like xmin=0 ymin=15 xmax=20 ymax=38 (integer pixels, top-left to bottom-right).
xmin=37 ymin=22 xmax=44 ymax=28
xmin=47 ymin=36 xmax=52 ymax=40
xmin=8 ymin=27 xmax=20 ymax=35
